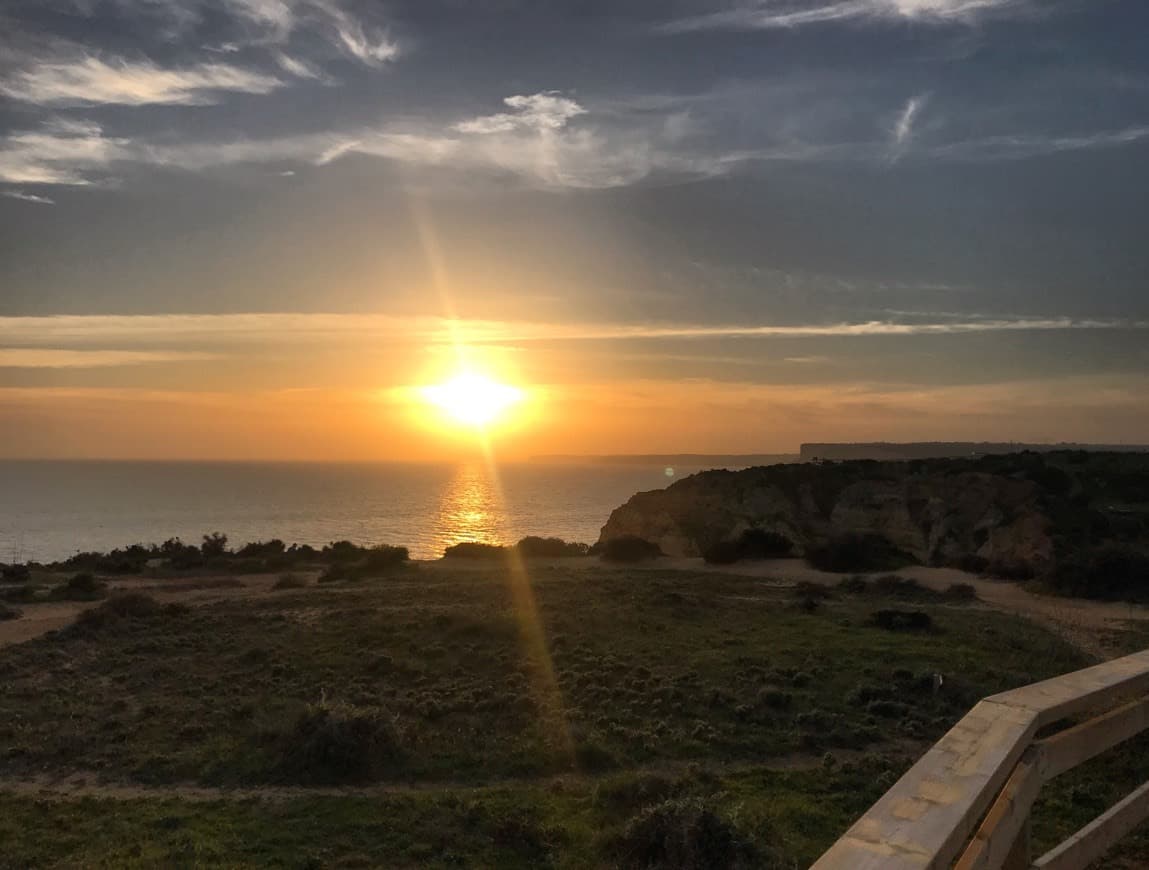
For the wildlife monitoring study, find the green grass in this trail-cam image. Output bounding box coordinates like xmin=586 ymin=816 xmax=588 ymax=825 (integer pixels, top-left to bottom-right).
xmin=1 ymin=564 xmax=1147 ymax=866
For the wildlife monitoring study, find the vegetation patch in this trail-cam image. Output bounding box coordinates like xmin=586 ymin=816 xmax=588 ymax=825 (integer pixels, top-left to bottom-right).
xmin=806 ymin=533 xmax=915 ymax=573
xmin=704 ymin=529 xmax=794 ymax=565
xmin=868 ymin=609 xmax=934 ymax=632
xmin=515 ymin=536 xmax=590 ymax=558
xmin=598 ymin=536 xmax=663 ymax=563
xmin=443 ymin=541 xmax=507 ymax=559
xmin=52 ymin=572 xmax=108 ymax=601
xmin=274 ymin=698 xmax=405 ymax=785
xmin=608 ymin=796 xmax=763 ymax=869
xmin=0 ymin=603 xmax=22 ymax=621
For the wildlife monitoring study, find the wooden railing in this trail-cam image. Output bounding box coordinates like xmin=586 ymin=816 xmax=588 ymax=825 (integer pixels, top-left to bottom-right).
xmin=812 ymin=649 xmax=1149 ymax=870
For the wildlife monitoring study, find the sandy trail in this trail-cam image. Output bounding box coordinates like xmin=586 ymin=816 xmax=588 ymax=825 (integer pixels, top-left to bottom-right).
xmin=5 ymin=559 xmax=1148 ymax=658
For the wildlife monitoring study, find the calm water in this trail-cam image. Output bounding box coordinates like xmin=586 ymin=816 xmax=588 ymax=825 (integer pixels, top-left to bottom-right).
xmin=0 ymin=460 xmax=709 ymax=563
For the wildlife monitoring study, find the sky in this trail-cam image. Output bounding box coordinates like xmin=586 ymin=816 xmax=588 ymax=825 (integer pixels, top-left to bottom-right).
xmin=2 ymin=0 xmax=1148 ymax=460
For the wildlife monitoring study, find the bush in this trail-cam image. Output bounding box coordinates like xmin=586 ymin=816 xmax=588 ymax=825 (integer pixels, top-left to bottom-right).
xmin=871 ymin=575 xmax=940 ymax=602
xmin=806 ymin=533 xmax=913 ymax=573
xmin=443 ymin=542 xmax=507 ymax=559
xmin=599 ymin=536 xmax=662 ymax=564
xmin=515 ymin=536 xmax=590 ymax=558
xmin=837 ymin=576 xmax=869 ymax=593
xmin=868 ymin=609 xmax=934 ymax=632
xmin=703 ymin=529 xmax=794 ymax=564
xmin=273 ymin=574 xmax=307 ymax=590
xmin=53 ymin=572 xmax=108 ymax=601
xmin=1 ymin=563 xmax=31 ymax=582
xmin=1 ymin=583 xmax=40 ymax=603
xmin=0 ymin=603 xmax=22 ymax=621
xmin=361 ymin=545 xmax=409 ymax=573
xmin=1050 ymin=546 xmax=1149 ymax=602
xmin=317 ymin=564 xmax=349 ymax=583
xmin=70 ymin=593 xmax=184 ymax=633
xmin=609 ymin=797 xmax=759 ymax=869
xmin=943 ymin=583 xmax=978 ymax=602
xmin=321 ymin=541 xmax=368 ymax=564
xmin=275 ymin=699 xmax=404 ymax=784
xmin=201 ymin=532 xmax=229 ymax=558
xmin=236 ymin=539 xmax=287 ymax=559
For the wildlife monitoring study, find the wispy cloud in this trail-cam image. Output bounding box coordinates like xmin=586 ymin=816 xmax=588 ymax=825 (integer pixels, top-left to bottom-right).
xmin=659 ymin=0 xmax=1027 ymax=33
xmin=3 ymin=312 xmax=1145 ymax=350
xmin=0 ymin=349 xmax=221 ymax=368
xmin=933 ymin=126 xmax=1149 ymax=160
xmin=889 ymin=93 xmax=928 ymax=161
xmin=0 ymin=119 xmax=128 ymax=186
xmin=454 ymin=92 xmax=587 ymax=134
xmin=0 ymin=56 xmax=283 ymax=107
xmin=2 ymin=190 xmax=55 ymax=205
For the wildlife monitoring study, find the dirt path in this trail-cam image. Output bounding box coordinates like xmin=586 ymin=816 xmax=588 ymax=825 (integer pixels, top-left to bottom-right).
xmin=0 ymin=751 xmax=877 ymax=803
xmin=5 ymin=557 xmax=1146 ymax=657
xmin=647 ymin=558 xmax=1149 ymax=658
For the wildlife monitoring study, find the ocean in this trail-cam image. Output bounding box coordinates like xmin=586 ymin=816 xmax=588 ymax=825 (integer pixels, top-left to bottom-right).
xmin=0 ymin=460 xmax=720 ymax=564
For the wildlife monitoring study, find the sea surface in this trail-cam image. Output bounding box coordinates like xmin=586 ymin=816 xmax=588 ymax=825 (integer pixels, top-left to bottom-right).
xmin=0 ymin=460 xmax=728 ymax=563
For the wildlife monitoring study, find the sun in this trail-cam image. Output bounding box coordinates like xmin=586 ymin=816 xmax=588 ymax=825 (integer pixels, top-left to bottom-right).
xmin=420 ymin=371 xmax=525 ymax=428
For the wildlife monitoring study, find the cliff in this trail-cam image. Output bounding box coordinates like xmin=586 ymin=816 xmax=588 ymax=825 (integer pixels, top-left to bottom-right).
xmin=598 ymin=452 xmax=1149 ymax=577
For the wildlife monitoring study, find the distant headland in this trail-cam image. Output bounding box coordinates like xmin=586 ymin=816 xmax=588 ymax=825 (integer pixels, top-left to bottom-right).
xmin=799 ymin=442 xmax=1149 ymax=461
xmin=531 ymin=453 xmax=799 ymax=466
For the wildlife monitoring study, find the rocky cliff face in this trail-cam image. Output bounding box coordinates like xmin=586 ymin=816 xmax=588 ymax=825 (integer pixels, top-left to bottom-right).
xmin=598 ymin=461 xmax=1055 ymax=575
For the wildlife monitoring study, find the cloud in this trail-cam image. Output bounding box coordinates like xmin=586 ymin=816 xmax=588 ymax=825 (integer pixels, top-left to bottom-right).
xmin=454 ymin=92 xmax=587 ymax=134
xmin=0 ymin=56 xmax=284 ymax=106
xmin=2 ymin=190 xmax=55 ymax=205
xmin=0 ymin=119 xmax=128 ymax=186
xmin=659 ymin=0 xmax=1026 ymax=33
xmin=324 ymin=5 xmax=401 ymax=66
xmin=0 ymin=349 xmax=220 ymax=368
xmin=2 ymin=312 xmax=1145 ymax=351
xmin=889 ymin=93 xmax=928 ymax=160
xmin=932 ymin=126 xmax=1149 ymax=160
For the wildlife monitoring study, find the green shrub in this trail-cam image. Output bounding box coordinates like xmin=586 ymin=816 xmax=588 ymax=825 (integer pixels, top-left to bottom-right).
xmin=599 ymin=536 xmax=662 ymax=564
xmin=868 ymin=609 xmax=933 ymax=632
xmin=443 ymin=542 xmax=507 ymax=559
xmin=1 ymin=564 xmax=31 ymax=582
xmin=273 ymin=574 xmax=307 ymax=590
xmin=609 ymin=797 xmax=759 ymax=870
xmin=275 ymin=699 xmax=404 ymax=784
xmin=53 ymin=572 xmax=108 ymax=601
xmin=317 ymin=565 xmax=349 ymax=583
xmin=0 ymin=603 xmax=22 ymax=621
xmin=515 ymin=536 xmax=590 ymax=558
xmin=321 ymin=541 xmax=367 ymax=564
xmin=1050 ymin=545 xmax=1149 ymax=601
xmin=806 ymin=533 xmax=914 ymax=573
xmin=943 ymin=583 xmax=978 ymax=602
xmin=70 ymin=593 xmax=184 ymax=634
xmin=871 ymin=575 xmax=940 ymax=602
xmin=1 ymin=583 xmax=41 ymax=603
xmin=361 ymin=545 xmax=409 ymax=573
xmin=703 ymin=529 xmax=794 ymax=564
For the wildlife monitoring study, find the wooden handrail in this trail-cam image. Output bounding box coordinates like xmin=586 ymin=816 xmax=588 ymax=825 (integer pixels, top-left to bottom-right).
xmin=812 ymin=649 xmax=1149 ymax=870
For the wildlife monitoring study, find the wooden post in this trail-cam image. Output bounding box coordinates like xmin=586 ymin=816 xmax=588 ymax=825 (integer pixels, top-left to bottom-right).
xmin=1003 ymin=816 xmax=1030 ymax=870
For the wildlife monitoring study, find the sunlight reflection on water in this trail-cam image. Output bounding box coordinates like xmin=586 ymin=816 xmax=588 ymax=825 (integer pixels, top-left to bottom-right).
xmin=432 ymin=463 xmax=510 ymax=553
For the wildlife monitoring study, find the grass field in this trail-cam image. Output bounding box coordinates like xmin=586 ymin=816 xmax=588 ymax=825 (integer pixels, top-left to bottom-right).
xmin=2 ymin=563 xmax=1149 ymax=867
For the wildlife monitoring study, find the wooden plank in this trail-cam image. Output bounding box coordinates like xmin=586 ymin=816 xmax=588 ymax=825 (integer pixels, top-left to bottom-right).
xmin=954 ymin=746 xmax=1045 ymax=870
xmin=1034 ymin=779 xmax=1149 ymax=870
xmin=1038 ymin=695 xmax=1149 ymax=782
xmin=987 ymin=649 xmax=1149 ymax=726
xmin=811 ymin=700 xmax=1038 ymax=870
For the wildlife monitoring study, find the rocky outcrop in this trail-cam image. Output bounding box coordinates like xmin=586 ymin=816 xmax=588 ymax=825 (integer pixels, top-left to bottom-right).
xmin=598 ymin=461 xmax=1055 ymax=575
